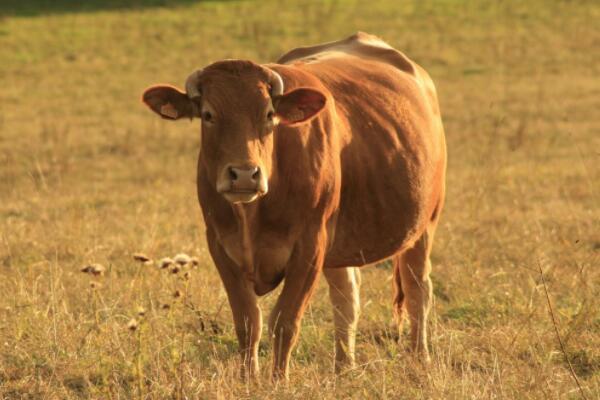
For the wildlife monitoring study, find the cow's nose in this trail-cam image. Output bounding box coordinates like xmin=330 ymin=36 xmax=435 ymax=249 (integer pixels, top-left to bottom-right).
xmin=228 ymin=166 xmax=261 ymax=190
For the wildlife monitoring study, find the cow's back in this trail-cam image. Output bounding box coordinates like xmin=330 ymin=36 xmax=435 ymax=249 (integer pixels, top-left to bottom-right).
xmin=276 ymin=32 xmax=446 ymax=268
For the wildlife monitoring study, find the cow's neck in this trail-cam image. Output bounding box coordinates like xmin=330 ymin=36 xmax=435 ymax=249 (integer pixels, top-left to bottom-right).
xmin=232 ymin=203 xmax=257 ymax=281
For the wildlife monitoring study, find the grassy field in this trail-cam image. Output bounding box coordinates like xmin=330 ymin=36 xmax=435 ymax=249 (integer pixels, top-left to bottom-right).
xmin=1 ymin=0 xmax=599 ymax=398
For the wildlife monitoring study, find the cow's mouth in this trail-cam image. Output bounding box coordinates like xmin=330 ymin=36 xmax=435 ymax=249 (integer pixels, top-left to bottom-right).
xmin=227 ymin=189 xmax=257 ymax=194
xmin=222 ymin=190 xmax=262 ymax=204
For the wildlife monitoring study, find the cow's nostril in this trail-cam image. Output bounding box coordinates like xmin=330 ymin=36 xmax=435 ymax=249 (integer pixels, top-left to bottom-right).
xmin=228 ymin=167 xmax=238 ymax=181
xmin=252 ymin=167 xmax=261 ymax=181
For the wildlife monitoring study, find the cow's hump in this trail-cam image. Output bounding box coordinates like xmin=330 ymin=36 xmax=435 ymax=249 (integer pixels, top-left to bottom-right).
xmin=277 ymin=32 xmax=415 ymax=76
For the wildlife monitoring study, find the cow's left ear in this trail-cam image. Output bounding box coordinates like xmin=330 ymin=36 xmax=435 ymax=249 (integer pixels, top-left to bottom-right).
xmin=273 ymin=88 xmax=327 ymax=125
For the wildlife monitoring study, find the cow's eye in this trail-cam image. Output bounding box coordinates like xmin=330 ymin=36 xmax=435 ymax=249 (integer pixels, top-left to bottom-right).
xmin=202 ymin=111 xmax=213 ymax=122
xmin=266 ymin=110 xmax=275 ymax=121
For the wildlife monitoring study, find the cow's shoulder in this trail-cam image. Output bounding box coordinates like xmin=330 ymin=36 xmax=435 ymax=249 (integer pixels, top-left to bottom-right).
xmin=277 ymin=31 xmax=415 ymax=76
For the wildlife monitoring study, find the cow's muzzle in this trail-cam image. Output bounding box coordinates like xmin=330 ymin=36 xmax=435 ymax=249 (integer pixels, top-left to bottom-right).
xmin=216 ymin=165 xmax=268 ymax=203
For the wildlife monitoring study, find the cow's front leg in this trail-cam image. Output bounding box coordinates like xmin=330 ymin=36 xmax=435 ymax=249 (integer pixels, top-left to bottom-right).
xmin=207 ymin=230 xmax=262 ymax=379
xmin=268 ymin=229 xmax=326 ymax=380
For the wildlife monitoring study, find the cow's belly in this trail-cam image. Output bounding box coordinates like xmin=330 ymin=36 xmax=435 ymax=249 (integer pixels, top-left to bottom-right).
xmin=324 ymin=190 xmax=425 ymax=268
xmin=323 ymin=140 xmax=436 ymax=267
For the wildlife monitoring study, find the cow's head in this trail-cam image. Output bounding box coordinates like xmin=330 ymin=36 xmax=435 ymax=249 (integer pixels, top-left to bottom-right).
xmin=142 ymin=60 xmax=326 ymax=204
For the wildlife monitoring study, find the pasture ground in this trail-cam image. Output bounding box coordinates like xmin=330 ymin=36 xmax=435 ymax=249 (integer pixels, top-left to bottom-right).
xmin=0 ymin=0 xmax=598 ymax=398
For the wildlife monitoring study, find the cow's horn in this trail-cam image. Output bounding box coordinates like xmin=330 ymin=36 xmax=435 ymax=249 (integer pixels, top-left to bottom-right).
xmin=265 ymin=67 xmax=284 ymax=97
xmin=185 ymin=69 xmax=203 ymax=99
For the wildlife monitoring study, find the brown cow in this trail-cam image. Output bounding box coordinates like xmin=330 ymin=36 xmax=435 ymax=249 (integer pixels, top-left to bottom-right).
xmin=142 ymin=32 xmax=446 ymax=380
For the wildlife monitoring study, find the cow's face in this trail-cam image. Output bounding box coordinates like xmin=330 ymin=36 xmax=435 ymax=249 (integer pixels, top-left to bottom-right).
xmin=142 ymin=61 xmax=326 ymax=204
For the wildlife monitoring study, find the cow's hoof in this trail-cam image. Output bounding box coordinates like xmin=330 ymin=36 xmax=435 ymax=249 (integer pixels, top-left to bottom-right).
xmin=334 ymin=358 xmax=356 ymax=374
xmin=271 ymin=369 xmax=289 ymax=383
xmin=240 ymin=363 xmax=260 ymax=381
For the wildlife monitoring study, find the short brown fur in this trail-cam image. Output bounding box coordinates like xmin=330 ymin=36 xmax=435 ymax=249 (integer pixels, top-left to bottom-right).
xmin=142 ymin=32 xmax=446 ymax=379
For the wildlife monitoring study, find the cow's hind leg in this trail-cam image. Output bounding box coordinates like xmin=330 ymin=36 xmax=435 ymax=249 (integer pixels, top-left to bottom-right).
xmin=396 ymin=226 xmax=435 ymax=361
xmin=324 ymin=267 xmax=361 ymax=372
xmin=392 ymin=255 xmax=406 ymax=339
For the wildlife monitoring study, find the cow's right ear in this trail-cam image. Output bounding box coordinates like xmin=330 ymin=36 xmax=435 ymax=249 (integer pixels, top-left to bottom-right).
xmin=142 ymin=85 xmax=198 ymax=120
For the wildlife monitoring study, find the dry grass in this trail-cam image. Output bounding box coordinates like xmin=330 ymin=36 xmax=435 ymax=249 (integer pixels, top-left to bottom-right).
xmin=0 ymin=0 xmax=599 ymax=398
